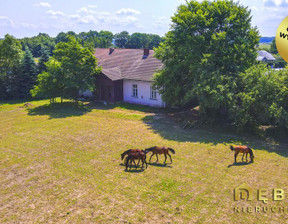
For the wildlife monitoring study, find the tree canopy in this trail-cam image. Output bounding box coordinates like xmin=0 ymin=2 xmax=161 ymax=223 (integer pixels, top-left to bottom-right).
xmin=31 ymin=36 xmax=101 ymax=102
xmin=154 ymin=0 xmax=260 ymax=119
xmin=0 ymin=34 xmax=24 ymax=99
xmin=232 ymin=65 xmax=288 ymax=130
xmin=114 ymin=31 xmax=163 ymax=49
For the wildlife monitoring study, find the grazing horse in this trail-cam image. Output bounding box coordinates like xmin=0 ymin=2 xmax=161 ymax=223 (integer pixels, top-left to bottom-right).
xmin=125 ymin=151 xmax=147 ymax=170
xmin=144 ymin=146 xmax=175 ymax=164
xmin=230 ymin=145 xmax=254 ymax=163
xmin=121 ymin=149 xmax=143 ymax=166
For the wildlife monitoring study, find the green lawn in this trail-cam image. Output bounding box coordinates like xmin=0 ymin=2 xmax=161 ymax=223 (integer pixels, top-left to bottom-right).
xmin=0 ymin=99 xmax=288 ymax=223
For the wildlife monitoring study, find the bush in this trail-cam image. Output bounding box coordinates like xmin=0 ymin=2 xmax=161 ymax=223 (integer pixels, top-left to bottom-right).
xmin=230 ymin=64 xmax=288 ymax=130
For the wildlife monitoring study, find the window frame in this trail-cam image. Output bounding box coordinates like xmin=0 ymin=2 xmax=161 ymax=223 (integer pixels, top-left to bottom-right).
xmin=132 ymin=84 xmax=138 ymax=97
xmin=150 ymin=86 xmax=157 ymax=100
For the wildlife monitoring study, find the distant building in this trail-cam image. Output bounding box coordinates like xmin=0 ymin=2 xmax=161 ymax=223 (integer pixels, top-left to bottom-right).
xmin=257 ymin=50 xmax=276 ymax=62
xmin=82 ymin=48 xmax=165 ymax=107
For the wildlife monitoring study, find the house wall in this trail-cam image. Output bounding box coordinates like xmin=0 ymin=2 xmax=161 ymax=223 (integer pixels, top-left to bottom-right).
xmin=113 ymin=80 xmax=123 ymax=102
xmin=123 ymin=79 xmax=165 ymax=107
xmin=95 ymin=74 xmax=114 ymax=102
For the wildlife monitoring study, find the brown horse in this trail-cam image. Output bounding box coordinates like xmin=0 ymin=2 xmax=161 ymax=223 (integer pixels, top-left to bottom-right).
xmin=144 ymin=146 xmax=175 ymax=164
xmin=230 ymin=145 xmax=254 ymax=163
xmin=121 ymin=149 xmax=143 ymax=166
xmin=125 ymin=151 xmax=147 ymax=170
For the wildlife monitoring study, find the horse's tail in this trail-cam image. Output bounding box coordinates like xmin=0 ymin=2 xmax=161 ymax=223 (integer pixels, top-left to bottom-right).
xmin=230 ymin=145 xmax=234 ymax=151
xmin=168 ymin=148 xmax=175 ymax=154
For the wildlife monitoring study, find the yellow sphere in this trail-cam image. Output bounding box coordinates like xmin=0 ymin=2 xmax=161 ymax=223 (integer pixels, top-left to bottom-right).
xmin=276 ymin=16 xmax=288 ymax=63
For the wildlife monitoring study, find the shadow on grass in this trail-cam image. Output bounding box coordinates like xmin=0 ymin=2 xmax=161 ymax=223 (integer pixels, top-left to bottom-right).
xmin=227 ymin=161 xmax=254 ymax=168
xmin=147 ymin=163 xmax=172 ymax=168
xmin=87 ymin=101 xmax=165 ymax=114
xmin=124 ymin=169 xmax=145 ymax=173
xmin=140 ymin=115 xmax=288 ymax=159
xmin=27 ymin=102 xmax=92 ymax=119
xmin=0 ymin=98 xmax=44 ymax=105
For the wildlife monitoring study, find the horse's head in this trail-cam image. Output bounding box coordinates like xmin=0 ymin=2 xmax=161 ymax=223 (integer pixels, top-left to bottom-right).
xmin=121 ymin=153 xmax=125 ymax=160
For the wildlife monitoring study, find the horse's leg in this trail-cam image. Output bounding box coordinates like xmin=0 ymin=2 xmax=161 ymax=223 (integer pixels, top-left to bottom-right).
xmin=133 ymin=159 xmax=138 ymax=168
xmin=125 ymin=157 xmax=129 ymax=170
xmin=164 ymin=154 xmax=167 ymax=164
xmin=246 ymin=153 xmax=248 ymax=162
xmin=136 ymin=159 xmax=141 ymax=167
xmin=155 ymin=154 xmax=159 ymax=162
xmin=242 ymin=153 xmax=244 ymax=162
xmin=168 ymin=153 xmax=173 ymax=163
xmin=149 ymin=153 xmax=155 ymax=163
xmin=234 ymin=152 xmax=239 ymax=163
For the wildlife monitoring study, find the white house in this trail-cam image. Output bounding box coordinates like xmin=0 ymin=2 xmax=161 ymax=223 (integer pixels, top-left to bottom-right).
xmin=89 ymin=48 xmax=166 ymax=107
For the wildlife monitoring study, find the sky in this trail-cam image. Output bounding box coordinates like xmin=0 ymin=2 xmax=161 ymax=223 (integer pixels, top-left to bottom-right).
xmin=0 ymin=0 xmax=287 ymax=38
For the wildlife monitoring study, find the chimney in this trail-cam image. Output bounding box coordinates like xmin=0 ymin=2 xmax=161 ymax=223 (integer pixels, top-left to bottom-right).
xmin=109 ymin=48 xmax=114 ymax=55
xmin=144 ymin=48 xmax=150 ymax=56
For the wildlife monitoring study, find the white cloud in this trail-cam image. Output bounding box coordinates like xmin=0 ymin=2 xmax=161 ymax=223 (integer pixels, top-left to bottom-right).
xmin=87 ymin=5 xmax=97 ymax=8
xmin=78 ymin=7 xmax=97 ymax=14
xmin=35 ymin=2 xmax=51 ymax=7
xmin=113 ymin=16 xmax=139 ymax=26
xmin=46 ymin=10 xmax=65 ymax=19
xmin=68 ymin=14 xmax=81 ymax=20
xmin=77 ymin=15 xmax=98 ymax=24
xmin=0 ymin=16 xmax=15 ymax=28
xmin=116 ymin=8 xmax=141 ymax=16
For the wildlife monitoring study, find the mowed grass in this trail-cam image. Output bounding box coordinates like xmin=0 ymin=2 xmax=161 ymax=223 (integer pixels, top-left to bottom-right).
xmin=0 ymin=99 xmax=288 ymax=223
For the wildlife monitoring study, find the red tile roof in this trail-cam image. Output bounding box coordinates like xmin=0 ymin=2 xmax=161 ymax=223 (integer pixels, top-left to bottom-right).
xmin=94 ymin=48 xmax=163 ymax=81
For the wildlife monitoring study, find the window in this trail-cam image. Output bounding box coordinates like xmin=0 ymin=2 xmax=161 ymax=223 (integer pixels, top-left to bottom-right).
xmin=132 ymin=84 xmax=138 ymax=97
xmin=150 ymin=86 xmax=157 ymax=100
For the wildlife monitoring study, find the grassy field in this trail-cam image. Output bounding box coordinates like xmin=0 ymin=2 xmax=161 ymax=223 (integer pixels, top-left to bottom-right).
xmin=0 ymin=99 xmax=288 ymax=223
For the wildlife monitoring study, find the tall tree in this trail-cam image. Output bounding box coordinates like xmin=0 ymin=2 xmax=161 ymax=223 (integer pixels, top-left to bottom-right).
xmin=18 ymin=47 xmax=38 ymax=98
xmin=148 ymin=34 xmax=163 ymax=49
xmin=154 ymin=0 xmax=259 ymax=119
xmin=114 ymin=31 xmax=130 ymax=48
xmin=38 ymin=49 xmax=50 ymax=73
xmin=270 ymin=39 xmax=278 ymax=54
xmin=20 ymin=33 xmax=55 ymax=57
xmin=0 ymin=34 xmax=24 ymax=99
xmin=32 ymin=36 xmax=101 ymax=102
xmin=128 ymin=33 xmax=150 ymax=49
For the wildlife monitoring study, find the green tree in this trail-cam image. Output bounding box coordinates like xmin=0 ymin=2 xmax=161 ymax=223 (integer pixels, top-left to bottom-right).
xmin=0 ymin=34 xmax=24 ymax=99
xmin=154 ymin=0 xmax=259 ymax=120
xmin=232 ymin=64 xmax=288 ymax=130
xmin=270 ymin=39 xmax=278 ymax=54
xmin=114 ymin=31 xmax=130 ymax=48
xmin=38 ymin=49 xmax=50 ymax=73
xmin=55 ymin=32 xmax=69 ymax=44
xmin=32 ymin=36 xmax=101 ymax=102
xmin=98 ymin=31 xmax=113 ymax=48
xmin=128 ymin=33 xmax=150 ymax=49
xmin=148 ymin=34 xmax=163 ymax=49
xmin=31 ymin=58 xmax=63 ymax=102
xmin=18 ymin=47 xmax=38 ymax=98
xmin=20 ymin=33 xmax=55 ymax=57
